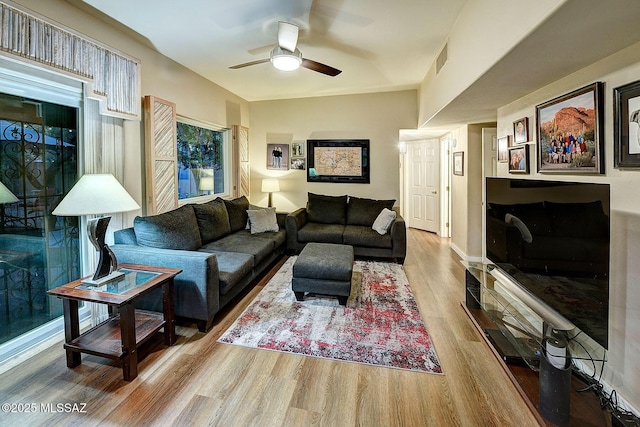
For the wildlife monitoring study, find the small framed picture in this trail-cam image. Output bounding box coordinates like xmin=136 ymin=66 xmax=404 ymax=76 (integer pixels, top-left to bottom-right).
xmin=267 ymin=143 xmax=289 ymax=170
xmin=291 ymin=141 xmax=305 ymax=157
xmin=513 ymin=117 xmax=529 ymax=144
xmin=498 ymin=136 xmax=510 ymax=163
xmin=614 ymin=79 xmax=640 ymax=168
xmin=508 ymin=145 xmax=529 ymax=174
xmin=453 ymin=151 xmax=464 ymax=176
xmin=291 ymin=157 xmax=306 ymax=170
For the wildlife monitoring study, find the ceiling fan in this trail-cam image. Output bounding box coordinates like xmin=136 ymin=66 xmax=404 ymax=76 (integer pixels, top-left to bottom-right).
xmin=229 ymin=21 xmax=342 ymax=77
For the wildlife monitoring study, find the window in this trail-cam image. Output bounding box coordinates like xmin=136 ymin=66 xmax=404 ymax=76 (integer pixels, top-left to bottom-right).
xmin=176 ymin=117 xmax=230 ymax=201
xmin=0 ymin=92 xmax=81 ymax=346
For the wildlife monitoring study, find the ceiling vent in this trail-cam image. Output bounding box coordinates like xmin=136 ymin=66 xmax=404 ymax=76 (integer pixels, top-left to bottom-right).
xmin=436 ymin=42 xmax=448 ymax=74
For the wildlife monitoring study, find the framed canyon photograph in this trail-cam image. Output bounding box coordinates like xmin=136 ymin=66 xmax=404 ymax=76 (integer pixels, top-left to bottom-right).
xmin=536 ymin=82 xmax=604 ymax=174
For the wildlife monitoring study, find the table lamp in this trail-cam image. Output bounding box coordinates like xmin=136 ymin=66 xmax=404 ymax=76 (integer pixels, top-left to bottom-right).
xmin=261 ymin=178 xmax=280 ymax=207
xmin=52 ymin=174 xmax=140 ymax=285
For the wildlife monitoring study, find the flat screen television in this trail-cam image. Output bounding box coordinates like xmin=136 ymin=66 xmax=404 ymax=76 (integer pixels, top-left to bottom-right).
xmin=485 ymin=177 xmax=609 ymax=349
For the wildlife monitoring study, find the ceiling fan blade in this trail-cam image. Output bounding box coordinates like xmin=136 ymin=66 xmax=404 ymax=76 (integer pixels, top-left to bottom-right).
xmin=229 ymin=58 xmax=270 ymax=69
xmin=301 ymin=58 xmax=342 ymax=76
xmin=278 ymin=21 xmax=299 ymax=52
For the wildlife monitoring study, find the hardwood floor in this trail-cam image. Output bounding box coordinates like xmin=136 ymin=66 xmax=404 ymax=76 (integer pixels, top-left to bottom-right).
xmin=0 ymin=229 xmax=540 ymax=426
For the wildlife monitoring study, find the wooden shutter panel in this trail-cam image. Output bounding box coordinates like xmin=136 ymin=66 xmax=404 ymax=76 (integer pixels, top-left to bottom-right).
xmin=233 ymin=125 xmax=250 ymax=199
xmin=144 ymin=96 xmax=178 ymax=214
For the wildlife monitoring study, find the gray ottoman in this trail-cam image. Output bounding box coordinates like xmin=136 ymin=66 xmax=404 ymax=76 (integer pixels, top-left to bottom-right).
xmin=292 ymin=243 xmax=354 ymax=305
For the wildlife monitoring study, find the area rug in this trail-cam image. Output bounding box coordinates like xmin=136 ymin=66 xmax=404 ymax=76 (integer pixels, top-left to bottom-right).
xmin=218 ymin=257 xmax=442 ymax=374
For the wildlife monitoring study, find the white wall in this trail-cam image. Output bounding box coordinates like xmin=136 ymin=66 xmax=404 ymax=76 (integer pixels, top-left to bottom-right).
xmin=497 ymin=39 xmax=640 ymax=412
xmin=418 ymin=0 xmax=565 ymax=127
xmin=450 ymin=123 xmax=494 ymax=260
xmin=249 ymin=91 xmax=417 ymax=211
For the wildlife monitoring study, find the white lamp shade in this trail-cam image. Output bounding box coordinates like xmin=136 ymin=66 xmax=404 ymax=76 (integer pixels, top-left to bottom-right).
xmin=261 ymin=178 xmax=280 ymax=193
xmin=0 ymin=181 xmax=18 ymax=204
xmin=52 ymin=174 xmax=140 ymax=216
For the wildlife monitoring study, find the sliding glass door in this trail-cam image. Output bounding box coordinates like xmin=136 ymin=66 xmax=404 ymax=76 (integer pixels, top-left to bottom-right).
xmin=0 ymin=92 xmax=80 ymax=345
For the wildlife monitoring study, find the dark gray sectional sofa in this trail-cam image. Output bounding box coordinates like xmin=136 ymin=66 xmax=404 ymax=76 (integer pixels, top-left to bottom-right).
xmin=111 ymin=196 xmax=286 ymax=332
xmin=286 ymin=193 xmax=406 ymax=263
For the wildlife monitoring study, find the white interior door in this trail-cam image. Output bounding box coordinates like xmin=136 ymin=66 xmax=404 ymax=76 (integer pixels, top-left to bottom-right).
xmin=407 ymin=140 xmax=440 ymax=233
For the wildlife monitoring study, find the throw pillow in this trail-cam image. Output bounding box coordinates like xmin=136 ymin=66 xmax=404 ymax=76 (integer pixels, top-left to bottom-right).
xmin=134 ymin=204 xmax=202 ymax=250
xmin=347 ymin=196 xmax=395 ymax=226
xmin=192 ymin=198 xmax=231 ymax=244
xmin=372 ymin=208 xmax=397 ymax=235
xmin=222 ymin=195 xmax=250 ymax=232
xmin=245 ymin=204 xmax=268 ymax=229
xmin=306 ymin=193 xmax=348 ymax=224
xmin=247 ymin=207 xmax=279 ymax=234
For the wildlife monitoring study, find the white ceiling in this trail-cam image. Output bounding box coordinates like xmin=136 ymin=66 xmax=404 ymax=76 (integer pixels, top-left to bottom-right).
xmin=74 ymin=0 xmax=640 ymax=133
xmin=78 ymin=0 xmax=467 ymax=102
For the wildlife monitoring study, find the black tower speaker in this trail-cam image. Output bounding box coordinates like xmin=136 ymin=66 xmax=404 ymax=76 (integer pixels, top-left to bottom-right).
xmin=539 ymin=329 xmax=571 ymax=427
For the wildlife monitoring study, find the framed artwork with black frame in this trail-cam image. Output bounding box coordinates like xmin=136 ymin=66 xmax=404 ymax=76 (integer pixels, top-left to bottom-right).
xmin=307 ymin=139 xmax=370 ymax=183
xmin=614 ymin=79 xmax=640 ymax=168
xmin=453 ymin=151 xmax=464 ymax=176
xmin=508 ymin=145 xmax=529 ymax=174
xmin=536 ymin=82 xmax=604 ymax=174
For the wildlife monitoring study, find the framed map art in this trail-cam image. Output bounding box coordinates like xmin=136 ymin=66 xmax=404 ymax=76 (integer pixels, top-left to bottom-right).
xmin=307 ymin=139 xmax=370 ymax=183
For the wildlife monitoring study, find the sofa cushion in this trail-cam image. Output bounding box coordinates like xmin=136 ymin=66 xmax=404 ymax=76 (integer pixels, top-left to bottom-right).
xmin=347 ymin=196 xmax=395 ymax=226
xmin=222 ymin=195 xmax=250 ymax=233
xmin=192 ymin=199 xmax=231 ymax=244
xmin=203 ymin=231 xmax=275 ymax=266
xmin=298 ymin=222 xmax=345 ymax=244
xmin=247 ymin=207 xmax=279 ymax=234
xmin=249 ymin=228 xmax=287 ymax=248
xmin=134 ymin=204 xmax=202 ymax=250
xmin=306 ymin=193 xmax=347 ymax=224
xmin=197 ymin=250 xmax=254 ymax=295
xmin=343 ymin=225 xmax=393 ymax=248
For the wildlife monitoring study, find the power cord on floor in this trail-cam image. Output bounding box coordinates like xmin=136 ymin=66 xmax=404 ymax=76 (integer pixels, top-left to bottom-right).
xmin=565 ymin=338 xmax=640 ymax=427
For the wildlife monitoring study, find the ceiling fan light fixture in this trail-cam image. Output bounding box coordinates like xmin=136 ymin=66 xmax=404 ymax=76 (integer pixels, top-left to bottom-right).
xmin=270 ymin=47 xmax=302 ymax=71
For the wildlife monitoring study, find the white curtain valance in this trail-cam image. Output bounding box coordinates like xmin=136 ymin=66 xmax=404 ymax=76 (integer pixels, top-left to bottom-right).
xmin=0 ymin=0 xmax=141 ymax=120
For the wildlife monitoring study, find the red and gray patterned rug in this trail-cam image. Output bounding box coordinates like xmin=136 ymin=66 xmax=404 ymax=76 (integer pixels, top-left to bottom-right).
xmin=218 ymin=257 xmax=442 ymax=374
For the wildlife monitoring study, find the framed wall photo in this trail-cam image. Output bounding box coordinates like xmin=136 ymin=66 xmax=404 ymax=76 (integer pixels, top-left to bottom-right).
xmin=536 ymin=82 xmax=604 ymax=174
xmin=498 ymin=135 xmax=510 ymax=163
xmin=291 ymin=157 xmax=306 ymax=170
xmin=614 ymin=79 xmax=640 ymax=168
xmin=513 ymin=117 xmax=529 ymax=144
xmin=307 ymin=139 xmax=370 ymax=183
xmin=267 ymin=143 xmax=289 ymax=170
xmin=508 ymin=145 xmax=529 ymax=174
xmin=291 ymin=141 xmax=305 ymax=157
xmin=453 ymin=151 xmax=464 ymax=176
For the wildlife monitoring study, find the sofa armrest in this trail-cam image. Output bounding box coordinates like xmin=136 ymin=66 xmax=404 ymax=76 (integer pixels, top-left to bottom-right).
xmin=286 ymin=208 xmax=308 ymax=251
xmin=390 ymin=209 xmax=407 ymax=262
xmin=276 ymin=212 xmax=288 ymax=230
xmin=111 ymin=244 xmax=220 ymax=324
